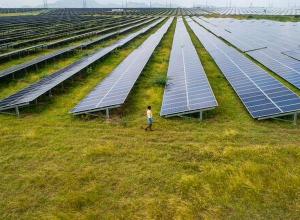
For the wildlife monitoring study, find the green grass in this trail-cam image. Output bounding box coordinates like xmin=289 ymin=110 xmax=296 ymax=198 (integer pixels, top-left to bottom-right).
xmin=0 ymin=18 xmax=300 ymax=219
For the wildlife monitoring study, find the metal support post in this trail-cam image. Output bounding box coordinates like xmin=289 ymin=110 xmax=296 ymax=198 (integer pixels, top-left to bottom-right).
xmin=106 ymin=108 xmax=110 ymax=119
xmin=293 ymin=112 xmax=298 ymax=126
xmin=15 ymin=106 xmax=20 ymax=117
xmin=199 ymin=111 xmax=203 ymax=121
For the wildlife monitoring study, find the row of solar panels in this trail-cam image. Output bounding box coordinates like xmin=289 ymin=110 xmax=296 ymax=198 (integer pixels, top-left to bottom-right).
xmin=160 ymin=17 xmax=217 ymax=118
xmin=0 ymin=18 xmax=166 ymax=115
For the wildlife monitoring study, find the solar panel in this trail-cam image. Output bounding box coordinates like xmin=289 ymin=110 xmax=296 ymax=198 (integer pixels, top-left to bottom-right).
xmin=188 ymin=18 xmax=300 ymax=121
xmin=0 ymin=18 xmax=165 ymax=115
xmin=160 ymin=17 xmax=217 ymax=119
xmin=71 ymin=17 xmax=174 ymax=116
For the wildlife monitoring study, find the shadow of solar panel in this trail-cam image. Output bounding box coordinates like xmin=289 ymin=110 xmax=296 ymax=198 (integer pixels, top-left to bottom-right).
xmin=160 ymin=17 xmax=217 ymax=118
xmin=71 ymin=17 xmax=174 ymax=115
xmin=188 ymin=17 xmax=300 ymax=120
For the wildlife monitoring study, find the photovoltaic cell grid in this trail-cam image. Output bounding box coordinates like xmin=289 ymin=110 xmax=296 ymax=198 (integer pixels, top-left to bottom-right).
xmin=71 ymin=17 xmax=174 ymax=115
xmin=0 ymin=18 xmax=165 ymax=113
xmin=283 ymin=49 xmax=300 ymax=61
xmin=195 ymin=17 xmax=266 ymax=52
xmin=247 ymin=50 xmax=300 ymax=89
xmin=160 ymin=17 xmax=217 ymax=117
xmin=188 ymin=18 xmax=300 ymax=119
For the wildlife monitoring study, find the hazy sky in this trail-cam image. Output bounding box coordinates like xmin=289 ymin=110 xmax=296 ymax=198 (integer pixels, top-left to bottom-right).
xmin=0 ymin=0 xmax=299 ymax=8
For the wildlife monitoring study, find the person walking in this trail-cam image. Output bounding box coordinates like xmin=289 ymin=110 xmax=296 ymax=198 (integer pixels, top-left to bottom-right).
xmin=145 ymin=106 xmax=154 ymax=131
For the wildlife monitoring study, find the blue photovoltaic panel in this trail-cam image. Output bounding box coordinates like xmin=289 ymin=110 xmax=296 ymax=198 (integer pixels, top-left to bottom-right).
xmin=188 ymin=18 xmax=300 ymax=119
xmin=160 ymin=17 xmax=217 ymax=117
xmin=71 ymin=17 xmax=174 ymax=115
xmin=0 ymin=18 xmax=165 ymax=112
xmin=195 ymin=17 xmax=266 ymax=52
xmin=247 ymin=49 xmax=300 ymax=89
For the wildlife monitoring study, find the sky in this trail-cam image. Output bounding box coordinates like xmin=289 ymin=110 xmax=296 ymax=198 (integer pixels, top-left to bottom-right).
xmin=0 ymin=0 xmax=299 ymax=8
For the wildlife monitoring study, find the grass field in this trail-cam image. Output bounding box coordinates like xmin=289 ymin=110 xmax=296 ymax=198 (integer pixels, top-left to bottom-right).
xmin=1 ymin=17 xmax=300 ymax=219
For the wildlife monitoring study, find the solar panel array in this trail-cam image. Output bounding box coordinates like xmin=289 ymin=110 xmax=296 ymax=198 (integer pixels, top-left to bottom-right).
xmin=206 ymin=7 xmax=300 ymax=16
xmin=0 ymin=18 xmax=157 ymax=80
xmin=1 ymin=16 xmax=125 ymax=48
xmin=0 ymin=17 xmax=149 ymax=61
xmin=71 ymin=17 xmax=174 ymax=115
xmin=195 ymin=17 xmax=300 ymax=90
xmin=160 ymin=17 xmax=217 ymax=118
xmin=188 ymin=18 xmax=300 ymax=120
xmin=0 ymin=18 xmax=165 ymax=113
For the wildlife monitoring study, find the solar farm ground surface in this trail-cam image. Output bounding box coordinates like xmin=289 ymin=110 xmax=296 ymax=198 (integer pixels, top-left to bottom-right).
xmin=1 ymin=15 xmax=300 ymax=219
